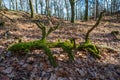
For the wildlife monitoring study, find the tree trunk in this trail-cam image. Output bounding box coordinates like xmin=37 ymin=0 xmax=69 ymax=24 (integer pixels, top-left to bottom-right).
xmin=94 ymin=0 xmax=98 ymax=20
xmin=45 ymin=0 xmax=51 ymax=16
xmin=20 ymin=0 xmax=23 ymax=10
xmin=39 ymin=0 xmax=43 ymax=14
xmin=65 ymin=0 xmax=69 ymax=20
xmin=29 ymin=0 xmax=34 ymax=18
xmin=0 ymin=0 xmax=2 ymax=9
xmin=11 ymin=0 xmax=14 ymax=10
xmin=84 ymin=0 xmax=88 ymax=21
xmin=35 ymin=0 xmax=38 ymax=13
xmin=69 ymin=0 xmax=75 ymax=23
xmin=16 ymin=0 xmax=18 ymax=10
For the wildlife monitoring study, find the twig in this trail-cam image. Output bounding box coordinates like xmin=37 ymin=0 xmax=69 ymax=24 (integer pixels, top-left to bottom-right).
xmin=85 ymin=11 xmax=104 ymax=42
xmin=0 ymin=13 xmax=14 ymax=22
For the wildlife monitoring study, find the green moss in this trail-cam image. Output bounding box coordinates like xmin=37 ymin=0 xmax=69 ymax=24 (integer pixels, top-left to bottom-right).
xmin=47 ymin=40 xmax=75 ymax=61
xmin=58 ymin=42 xmax=74 ymax=61
xmin=8 ymin=40 xmax=57 ymax=67
xmin=50 ymin=40 xmax=75 ymax=61
xmin=8 ymin=40 xmax=44 ymax=52
xmin=8 ymin=38 xmax=102 ymax=67
xmin=24 ymin=49 xmax=30 ymax=53
xmin=78 ymin=40 xmax=101 ymax=59
xmin=42 ymin=45 xmax=57 ymax=67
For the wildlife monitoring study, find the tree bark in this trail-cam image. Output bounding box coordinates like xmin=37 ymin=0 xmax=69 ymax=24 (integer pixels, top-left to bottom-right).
xmin=69 ymin=0 xmax=75 ymax=23
xmin=84 ymin=0 xmax=88 ymax=21
xmin=39 ymin=0 xmax=43 ymax=14
xmin=29 ymin=0 xmax=34 ymax=18
xmin=16 ymin=0 xmax=18 ymax=10
xmin=65 ymin=0 xmax=69 ymax=20
xmin=0 ymin=0 xmax=2 ymax=9
xmin=20 ymin=0 xmax=23 ymax=10
xmin=45 ymin=0 xmax=51 ymax=16
xmin=35 ymin=0 xmax=38 ymax=13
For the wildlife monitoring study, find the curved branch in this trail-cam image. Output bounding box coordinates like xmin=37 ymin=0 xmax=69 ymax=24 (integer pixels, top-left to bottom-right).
xmin=85 ymin=11 xmax=104 ymax=42
xmin=0 ymin=13 xmax=14 ymax=22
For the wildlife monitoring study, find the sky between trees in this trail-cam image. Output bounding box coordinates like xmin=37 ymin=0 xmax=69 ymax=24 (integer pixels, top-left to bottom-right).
xmin=1 ymin=0 xmax=120 ymax=21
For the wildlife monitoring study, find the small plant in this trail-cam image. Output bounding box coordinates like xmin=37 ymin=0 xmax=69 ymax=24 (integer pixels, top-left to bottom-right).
xmin=111 ymin=31 xmax=120 ymax=40
xmin=0 ymin=21 xmax=5 ymax=26
xmin=111 ymin=31 xmax=119 ymax=35
xmin=57 ymin=39 xmax=75 ymax=61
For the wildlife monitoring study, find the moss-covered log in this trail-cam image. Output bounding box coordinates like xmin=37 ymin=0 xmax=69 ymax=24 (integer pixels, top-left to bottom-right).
xmin=8 ymin=39 xmax=75 ymax=65
xmin=8 ymin=40 xmax=57 ymax=67
xmin=57 ymin=40 xmax=75 ymax=61
xmin=42 ymin=45 xmax=57 ymax=67
xmin=8 ymin=40 xmax=44 ymax=52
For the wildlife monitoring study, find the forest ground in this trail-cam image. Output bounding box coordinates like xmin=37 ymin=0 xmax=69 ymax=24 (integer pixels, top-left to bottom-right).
xmin=0 ymin=10 xmax=120 ymax=80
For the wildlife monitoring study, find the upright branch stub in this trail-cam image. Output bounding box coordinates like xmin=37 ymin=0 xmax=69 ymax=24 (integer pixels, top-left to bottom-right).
xmin=35 ymin=21 xmax=59 ymax=40
xmin=35 ymin=22 xmax=47 ymax=40
xmin=47 ymin=23 xmax=59 ymax=36
xmin=85 ymin=11 xmax=104 ymax=42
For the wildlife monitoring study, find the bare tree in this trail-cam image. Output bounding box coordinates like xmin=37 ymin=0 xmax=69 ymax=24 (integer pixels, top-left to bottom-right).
xmin=39 ymin=0 xmax=43 ymax=14
xmin=94 ymin=0 xmax=99 ymax=20
xmin=45 ymin=0 xmax=51 ymax=16
xmin=20 ymin=0 xmax=23 ymax=10
xmin=65 ymin=0 xmax=69 ymax=20
xmin=35 ymin=0 xmax=38 ymax=13
xmin=29 ymin=0 xmax=34 ymax=18
xmin=16 ymin=0 xmax=18 ymax=10
xmin=0 ymin=0 xmax=2 ymax=9
xmin=69 ymin=0 xmax=75 ymax=23
xmin=84 ymin=0 xmax=88 ymax=21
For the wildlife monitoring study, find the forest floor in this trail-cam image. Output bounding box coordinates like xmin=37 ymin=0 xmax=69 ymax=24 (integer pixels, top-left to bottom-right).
xmin=0 ymin=10 xmax=120 ymax=80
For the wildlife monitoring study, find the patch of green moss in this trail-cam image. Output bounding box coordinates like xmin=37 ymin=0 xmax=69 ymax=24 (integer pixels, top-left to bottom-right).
xmin=8 ymin=40 xmax=57 ymax=67
xmin=57 ymin=40 xmax=75 ymax=61
xmin=8 ymin=40 xmax=44 ymax=52
xmin=42 ymin=45 xmax=57 ymax=67
xmin=47 ymin=40 xmax=75 ymax=61
xmin=78 ymin=40 xmax=101 ymax=59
